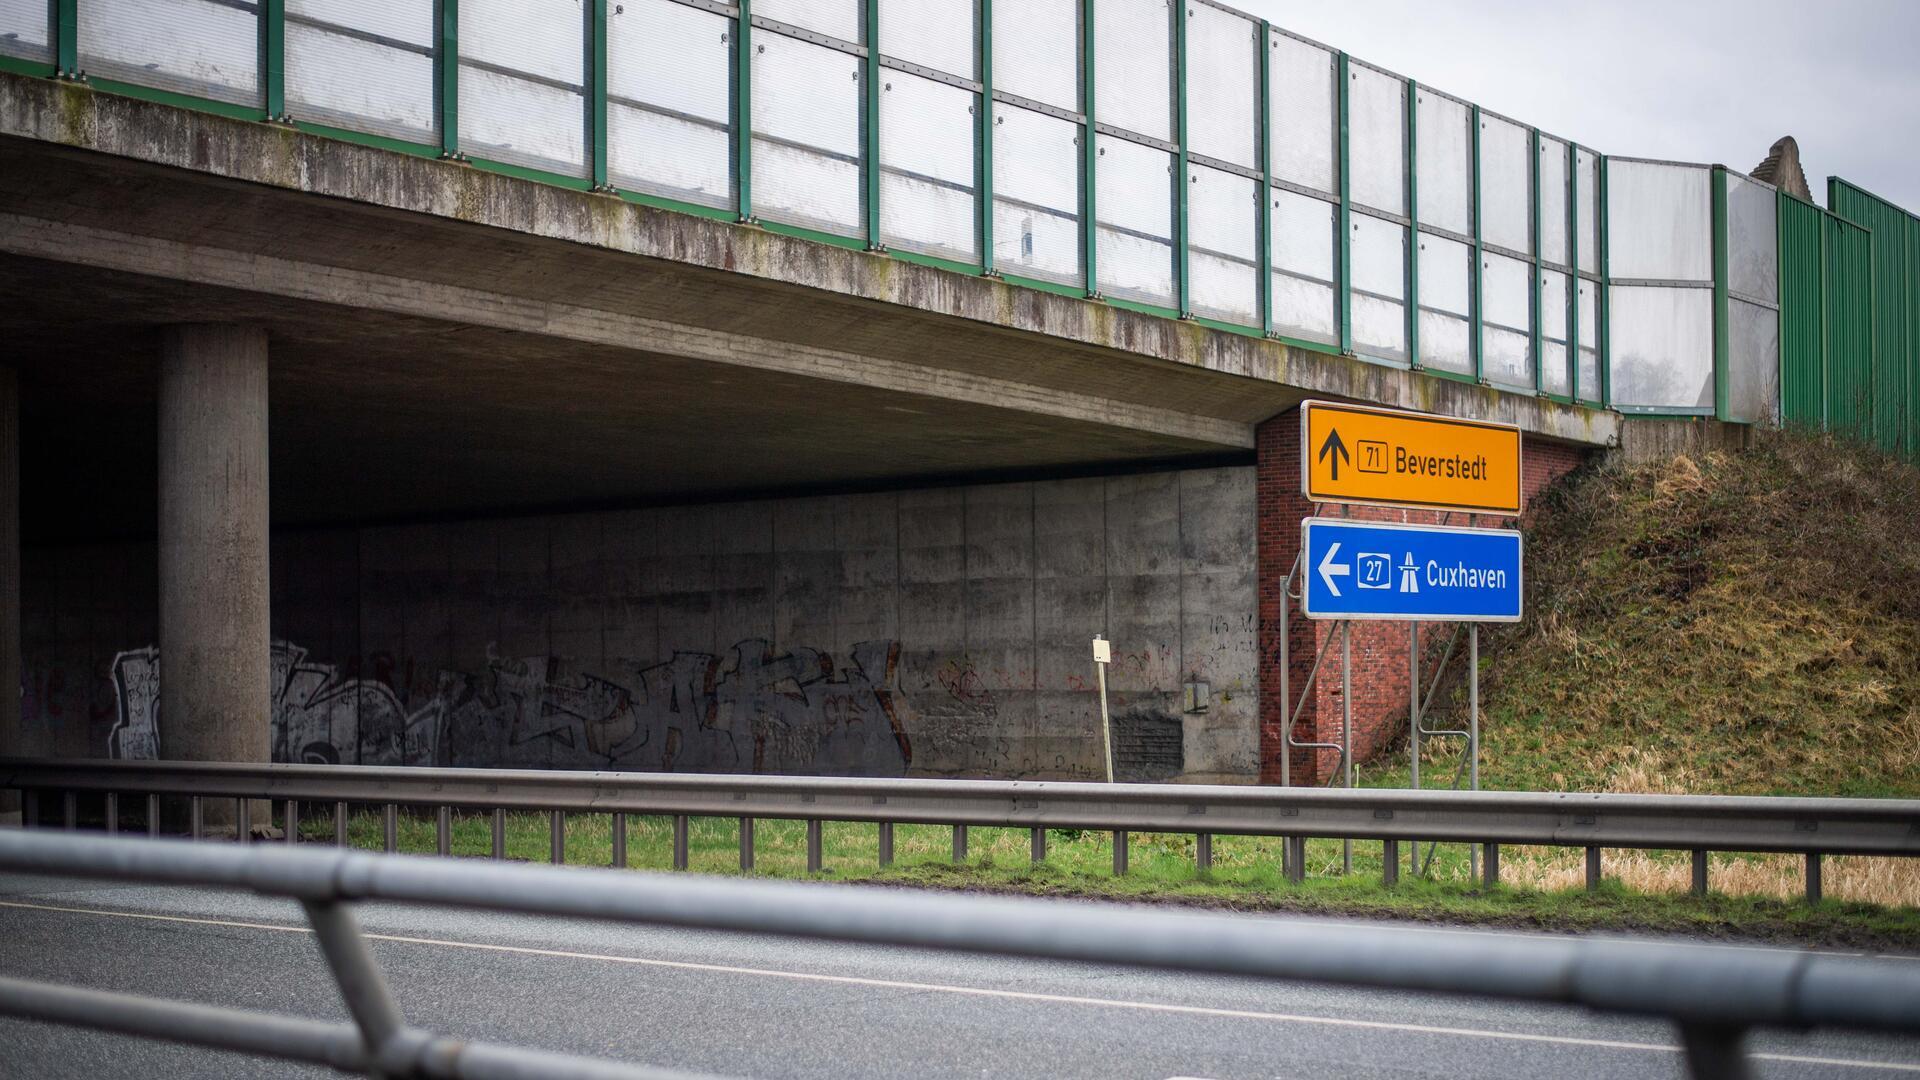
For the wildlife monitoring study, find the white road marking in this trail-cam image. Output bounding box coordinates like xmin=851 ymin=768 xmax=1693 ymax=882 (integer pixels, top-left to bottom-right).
xmin=3 ymin=898 xmax=1917 ymax=1073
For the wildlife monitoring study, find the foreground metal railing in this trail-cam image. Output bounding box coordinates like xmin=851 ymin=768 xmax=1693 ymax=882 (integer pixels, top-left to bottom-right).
xmin=0 ymin=830 xmax=1916 ymax=1080
xmin=6 ymin=759 xmax=1919 ymax=902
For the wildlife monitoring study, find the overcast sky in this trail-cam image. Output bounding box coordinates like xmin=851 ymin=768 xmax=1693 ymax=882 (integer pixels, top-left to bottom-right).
xmin=1233 ymin=0 xmax=1920 ymax=212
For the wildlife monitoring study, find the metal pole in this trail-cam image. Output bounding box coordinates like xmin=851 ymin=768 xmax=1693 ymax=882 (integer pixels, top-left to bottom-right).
xmin=1692 ymin=850 xmax=1709 ymax=896
xmin=738 ymin=817 xmax=754 ymax=872
xmin=285 ymin=799 xmax=298 ymax=846
xmin=1030 ymin=827 xmax=1046 ymax=864
xmin=672 ymin=815 xmax=689 ymax=870
xmin=104 ymin=792 xmax=118 ymax=836
xmin=1806 ymin=853 xmax=1822 ymax=905
xmin=146 ymin=794 xmax=159 ymax=838
xmin=1585 ymin=846 xmax=1602 ymax=891
xmin=1113 ymin=830 xmax=1128 ymax=876
xmin=1470 ymin=623 xmax=1481 ymax=882
xmin=190 ymin=796 xmax=203 ymax=841
xmin=490 ymin=808 xmax=505 ymax=860
xmin=1679 ymin=1024 xmax=1754 ymax=1080
xmin=382 ymin=804 xmax=397 ymax=854
xmin=806 ymin=820 xmax=822 ymax=874
xmin=1280 ymin=554 xmax=1291 ymax=788
xmin=299 ymin=899 xmax=405 ymax=1061
xmin=236 ymin=797 xmax=250 ymax=844
xmin=951 ymin=824 xmax=967 ymax=863
xmin=1195 ymin=833 xmax=1212 ymax=872
xmin=611 ymin=812 xmax=626 ymax=869
xmin=878 ymin=821 xmax=893 ymax=868
xmin=62 ymin=790 xmax=75 ymax=830
xmin=333 ymin=801 xmax=347 ymax=848
xmin=549 ymin=811 xmax=564 ymax=865
xmin=1095 ymin=636 xmax=1114 ymax=783
xmin=436 ymin=806 xmax=451 ymax=857
xmin=1410 ymin=621 xmax=1420 ymax=790
xmin=1342 ymin=620 xmax=1352 ymax=875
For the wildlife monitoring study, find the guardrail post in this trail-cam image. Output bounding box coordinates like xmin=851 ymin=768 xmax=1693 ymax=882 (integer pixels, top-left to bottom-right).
xmin=62 ymin=791 xmax=75 ymax=831
xmin=1383 ymin=839 xmax=1399 ymax=886
xmin=1030 ymin=827 xmax=1046 ymax=865
xmin=285 ymin=800 xmax=299 ymax=846
xmin=1196 ymin=833 xmax=1212 ymax=872
xmin=951 ymin=825 xmax=967 ymax=864
xmin=104 ymin=793 xmax=118 ymax=836
xmin=672 ymin=815 xmax=689 ymax=870
xmin=611 ymin=813 xmax=626 ymax=869
xmin=1482 ymin=843 xmax=1500 ymax=888
xmin=146 ymin=794 xmax=159 ymax=838
xmin=300 ymin=899 xmax=407 ymax=1066
xmin=806 ymin=820 xmax=823 ymax=874
xmin=490 ymin=808 xmax=505 ymax=859
xmin=1113 ymin=831 xmax=1128 ymax=876
xmin=877 ymin=822 xmax=893 ymax=868
xmin=1691 ymin=850 xmax=1709 ymax=896
xmin=1678 ymin=1023 xmax=1752 ymax=1080
xmin=739 ymin=817 xmax=755 ymax=872
xmin=236 ymin=798 xmax=251 ymax=844
xmin=190 ymin=797 xmax=203 ymax=841
xmin=1286 ymin=837 xmax=1305 ymax=884
xmin=436 ymin=806 xmax=451 ymax=858
xmin=1805 ymin=853 xmax=1822 ymax=905
xmin=334 ymin=801 xmax=348 ymax=847
xmin=382 ymin=805 xmax=397 ymax=854
xmin=549 ymin=811 xmax=565 ymax=865
xmin=21 ymin=791 xmax=36 ymax=829
xmin=1585 ymin=846 xmax=1602 ymax=891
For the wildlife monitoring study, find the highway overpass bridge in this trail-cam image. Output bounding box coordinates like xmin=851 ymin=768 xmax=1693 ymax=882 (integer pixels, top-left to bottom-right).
xmin=6 ymin=0 xmax=1854 ymax=812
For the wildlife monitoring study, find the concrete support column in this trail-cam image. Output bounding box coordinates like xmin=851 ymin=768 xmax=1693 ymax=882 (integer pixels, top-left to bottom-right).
xmin=0 ymin=367 xmax=18 ymax=816
xmin=159 ymin=325 xmax=270 ymax=828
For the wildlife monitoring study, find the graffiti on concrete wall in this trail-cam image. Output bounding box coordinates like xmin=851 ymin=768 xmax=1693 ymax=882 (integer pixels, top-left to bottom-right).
xmin=104 ymin=638 xmax=913 ymax=777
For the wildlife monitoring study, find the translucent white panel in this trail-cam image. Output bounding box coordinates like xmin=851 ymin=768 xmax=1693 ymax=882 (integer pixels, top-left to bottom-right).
xmin=608 ymin=0 xmax=733 ymax=208
xmin=1727 ymin=298 xmax=1780 ymax=424
xmin=286 ymin=0 xmax=437 ymax=142
xmin=880 ymin=0 xmax=973 ymax=77
xmin=1607 ymin=159 xmax=1712 ymax=282
xmin=1540 ymin=269 xmax=1571 ymax=397
xmin=756 ymin=0 xmax=861 ymax=43
xmin=1727 ymin=173 xmax=1778 ymax=304
xmin=1095 ymin=0 xmax=1172 ymax=142
xmin=462 ymin=0 xmax=582 ymax=84
xmin=1482 ymin=252 xmax=1533 ymax=388
xmin=1348 ymin=63 xmax=1405 ymax=216
xmin=753 ymin=31 xmax=864 ymax=236
xmin=881 ymin=71 xmax=977 ymax=262
xmin=1351 ymin=214 xmax=1406 ymax=361
xmin=1577 ymin=280 xmax=1601 ymax=402
xmin=1576 ymin=149 xmax=1600 ymax=276
xmin=1609 ymin=286 xmax=1714 ymax=410
xmin=1269 ymin=31 xmax=1336 ymax=194
xmin=1416 ymin=92 xmax=1471 ymax=236
xmin=1095 ymin=133 xmax=1174 ymax=305
xmin=80 ymin=0 xmax=260 ymax=106
xmin=993 ymin=0 xmax=1077 ymax=111
xmin=1185 ymin=3 xmax=1257 ymax=170
xmin=1 ymin=0 xmax=51 ymax=57
xmin=1271 ymin=188 xmax=1337 ymax=343
xmin=1540 ymin=137 xmax=1569 ymax=267
xmin=1418 ymin=234 xmax=1472 ymax=374
xmin=1188 ymin=164 xmax=1258 ymax=325
xmin=1479 ymin=115 xmax=1531 ymax=254
xmin=459 ymin=64 xmax=587 ymax=176
xmin=993 ymin=105 xmax=1081 ymax=285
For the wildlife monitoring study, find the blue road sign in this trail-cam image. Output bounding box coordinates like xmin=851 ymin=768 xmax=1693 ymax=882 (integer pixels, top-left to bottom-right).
xmin=1300 ymin=519 xmax=1523 ymax=622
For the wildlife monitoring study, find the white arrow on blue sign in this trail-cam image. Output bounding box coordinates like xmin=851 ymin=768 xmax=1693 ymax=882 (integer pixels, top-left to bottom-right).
xmin=1301 ymin=518 xmax=1524 ymax=622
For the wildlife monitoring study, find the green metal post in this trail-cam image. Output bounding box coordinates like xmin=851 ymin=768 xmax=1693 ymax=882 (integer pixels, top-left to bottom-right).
xmin=438 ymin=0 xmax=459 ymax=159
xmin=1405 ymin=77 xmax=1420 ymax=368
xmin=1569 ymin=142 xmax=1582 ymax=402
xmin=1599 ymin=154 xmax=1612 ymax=407
xmin=978 ymin=0 xmax=994 ymax=274
xmin=263 ymin=0 xmax=285 ymax=119
xmin=1712 ymin=165 xmax=1731 ymax=419
xmin=1530 ymin=127 xmax=1542 ymax=394
xmin=591 ymin=0 xmax=609 ymax=191
xmin=1174 ymin=0 xmax=1190 ymax=318
xmin=1257 ymin=20 xmax=1272 ymax=336
xmin=735 ymin=0 xmax=753 ymax=221
xmin=864 ymin=0 xmax=881 ymax=249
xmin=1081 ymin=0 xmax=1097 ymax=297
xmin=1470 ymin=104 xmax=1484 ymax=382
xmin=54 ymin=0 xmax=75 ymax=78
xmin=1336 ymin=51 xmax=1352 ymax=355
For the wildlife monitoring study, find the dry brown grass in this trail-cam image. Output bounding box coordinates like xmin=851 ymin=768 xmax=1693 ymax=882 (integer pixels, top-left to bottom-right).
xmin=1502 ymin=848 xmax=1920 ymax=907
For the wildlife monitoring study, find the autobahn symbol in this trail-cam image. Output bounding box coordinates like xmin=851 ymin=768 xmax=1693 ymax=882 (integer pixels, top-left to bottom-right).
xmin=1302 ymin=519 xmax=1523 ymax=622
xmin=1301 ymin=400 xmax=1523 ymax=515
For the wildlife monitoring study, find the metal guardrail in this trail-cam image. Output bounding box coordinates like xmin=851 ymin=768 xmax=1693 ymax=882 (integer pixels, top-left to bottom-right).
xmin=6 ymin=758 xmax=1919 ymax=901
xmin=0 ymin=829 xmax=1917 ymax=1080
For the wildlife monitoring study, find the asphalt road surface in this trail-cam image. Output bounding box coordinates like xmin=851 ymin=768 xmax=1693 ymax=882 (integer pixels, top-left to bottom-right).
xmin=1 ymin=870 xmax=1916 ymax=1079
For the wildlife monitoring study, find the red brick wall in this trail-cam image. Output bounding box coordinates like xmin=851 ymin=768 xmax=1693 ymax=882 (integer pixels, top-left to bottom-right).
xmin=1256 ymin=409 xmax=1587 ymax=785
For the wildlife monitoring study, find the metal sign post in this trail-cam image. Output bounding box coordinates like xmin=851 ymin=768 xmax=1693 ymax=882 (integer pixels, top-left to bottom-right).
xmin=1093 ymin=636 xmax=1114 ymax=784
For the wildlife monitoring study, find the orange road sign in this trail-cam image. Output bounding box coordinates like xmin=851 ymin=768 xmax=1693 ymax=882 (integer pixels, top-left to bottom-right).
xmin=1300 ymin=401 xmax=1522 ymax=516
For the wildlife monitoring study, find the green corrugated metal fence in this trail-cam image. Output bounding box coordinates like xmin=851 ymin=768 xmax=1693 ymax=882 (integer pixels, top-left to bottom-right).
xmin=1826 ymin=179 xmax=1917 ymax=458
xmin=1776 ymin=193 xmax=1826 ymax=428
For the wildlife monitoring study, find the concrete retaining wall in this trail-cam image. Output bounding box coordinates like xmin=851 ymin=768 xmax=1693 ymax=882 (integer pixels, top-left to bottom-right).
xmin=18 ymin=467 xmax=1259 ymax=783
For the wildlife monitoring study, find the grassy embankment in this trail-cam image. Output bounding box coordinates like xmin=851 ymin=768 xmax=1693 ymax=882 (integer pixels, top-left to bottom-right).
xmin=307 ymin=430 xmax=1920 ymax=946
